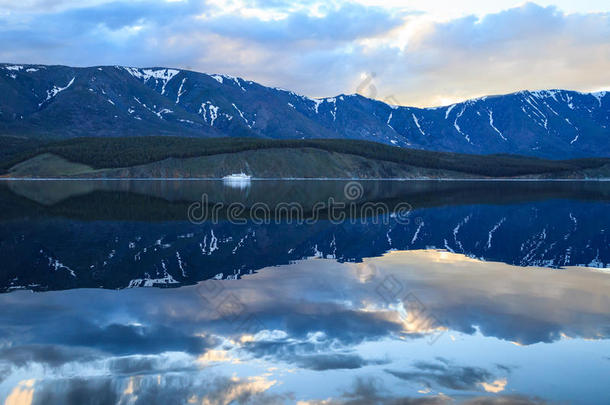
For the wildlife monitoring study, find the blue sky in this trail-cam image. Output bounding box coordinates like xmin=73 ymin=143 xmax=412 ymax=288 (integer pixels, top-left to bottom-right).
xmin=0 ymin=0 xmax=609 ymax=106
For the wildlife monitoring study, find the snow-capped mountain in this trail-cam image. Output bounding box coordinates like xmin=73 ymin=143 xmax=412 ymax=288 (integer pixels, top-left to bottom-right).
xmin=1 ymin=63 xmax=609 ymax=158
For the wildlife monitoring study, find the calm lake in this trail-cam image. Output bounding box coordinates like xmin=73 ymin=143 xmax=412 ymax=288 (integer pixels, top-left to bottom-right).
xmin=0 ymin=180 xmax=609 ymax=404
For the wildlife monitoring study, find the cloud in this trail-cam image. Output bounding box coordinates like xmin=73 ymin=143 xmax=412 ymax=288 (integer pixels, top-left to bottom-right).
xmin=21 ymin=373 xmax=286 ymax=405
xmin=384 ymin=358 xmax=510 ymax=392
xmin=107 ymin=354 xmax=201 ymax=375
xmin=307 ymin=376 xmax=449 ymax=405
xmin=56 ymin=322 xmax=217 ymax=355
xmin=0 ymin=344 xmax=102 ymax=367
xmin=0 ymin=249 xmax=606 ymax=403
xmin=201 ymin=3 xmax=406 ymax=44
xmin=0 ymin=0 xmax=111 ymax=13
xmin=31 ymin=378 xmax=119 ymax=405
xmin=238 ymin=324 xmax=392 ymax=370
xmin=462 ymin=396 xmax=547 ymax=405
xmin=388 ymin=2 xmax=610 ymax=105
xmin=294 ymin=353 xmax=385 ymax=371
xmin=0 ymin=2 xmax=609 ymax=106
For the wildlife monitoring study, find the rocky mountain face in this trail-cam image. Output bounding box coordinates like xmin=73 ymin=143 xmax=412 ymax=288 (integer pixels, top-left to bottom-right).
xmin=1 ymin=63 xmax=609 ymax=158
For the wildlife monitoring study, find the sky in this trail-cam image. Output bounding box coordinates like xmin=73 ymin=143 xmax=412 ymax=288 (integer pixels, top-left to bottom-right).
xmin=0 ymin=0 xmax=609 ymax=107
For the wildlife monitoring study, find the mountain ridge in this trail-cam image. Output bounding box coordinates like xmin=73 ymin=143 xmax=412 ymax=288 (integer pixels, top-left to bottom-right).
xmin=3 ymin=62 xmax=607 ymax=109
xmin=1 ymin=63 xmax=609 ymax=158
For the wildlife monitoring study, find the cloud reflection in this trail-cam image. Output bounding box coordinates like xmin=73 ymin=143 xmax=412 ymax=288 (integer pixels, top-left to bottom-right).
xmin=385 ymin=358 xmax=507 ymax=392
xmin=0 ymin=250 xmax=609 ymax=402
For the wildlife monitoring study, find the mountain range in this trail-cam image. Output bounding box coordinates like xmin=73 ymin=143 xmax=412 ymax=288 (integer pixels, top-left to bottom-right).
xmin=1 ymin=63 xmax=608 ymax=158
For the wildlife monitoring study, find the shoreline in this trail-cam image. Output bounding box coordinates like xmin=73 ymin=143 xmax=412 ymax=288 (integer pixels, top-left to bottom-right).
xmin=1 ymin=177 xmax=609 ymax=182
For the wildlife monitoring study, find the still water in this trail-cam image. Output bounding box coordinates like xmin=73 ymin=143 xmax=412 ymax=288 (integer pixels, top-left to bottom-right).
xmin=0 ymin=180 xmax=609 ymax=404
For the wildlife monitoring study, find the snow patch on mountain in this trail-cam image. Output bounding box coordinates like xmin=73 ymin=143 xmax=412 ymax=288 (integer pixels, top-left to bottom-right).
xmin=155 ymin=108 xmax=173 ymax=119
xmin=412 ymin=113 xmax=425 ymax=136
xmin=123 ymin=67 xmax=180 ymax=95
xmin=232 ymin=103 xmax=251 ymax=127
xmin=200 ymin=102 xmax=219 ymax=125
xmin=488 ymin=110 xmax=507 ymax=141
xmin=311 ymin=98 xmax=323 ymax=114
xmin=326 ymin=97 xmax=338 ymax=121
xmin=592 ymin=91 xmax=607 ymax=107
xmin=176 ymin=78 xmax=187 ymax=104
xmin=486 ymin=218 xmax=506 ymax=249
xmin=39 ymin=77 xmax=75 ymax=107
xmin=445 ymin=104 xmax=456 ymax=119
xmin=454 ymin=106 xmax=471 ymax=143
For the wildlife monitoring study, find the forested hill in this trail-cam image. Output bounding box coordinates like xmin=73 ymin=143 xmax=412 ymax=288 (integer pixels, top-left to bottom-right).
xmin=2 ymin=136 xmax=609 ymax=179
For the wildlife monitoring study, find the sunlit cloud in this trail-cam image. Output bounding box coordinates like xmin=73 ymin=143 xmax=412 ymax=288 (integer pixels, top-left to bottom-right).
xmin=197 ymin=349 xmax=235 ymax=364
xmin=4 ymin=379 xmax=35 ymax=405
xmin=479 ymin=377 xmax=508 ymax=393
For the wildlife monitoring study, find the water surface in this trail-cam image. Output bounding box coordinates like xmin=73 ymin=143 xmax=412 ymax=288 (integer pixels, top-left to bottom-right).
xmin=0 ymin=180 xmax=609 ymax=404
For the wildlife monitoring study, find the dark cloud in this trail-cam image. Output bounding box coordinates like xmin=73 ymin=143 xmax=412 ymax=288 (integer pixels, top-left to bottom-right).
xmin=0 ymin=344 xmax=101 ymax=367
xmin=462 ymin=396 xmax=547 ymax=405
xmin=334 ymin=377 xmax=448 ymax=405
xmin=280 ymin=308 xmax=405 ymax=344
xmin=203 ymin=305 xmax=406 ymax=350
xmin=42 ymin=321 xmax=218 ymax=356
xmin=107 ymin=355 xmax=199 ymax=376
xmin=32 ymin=378 xmax=119 ymax=405
xmin=385 ymin=358 xmax=500 ymax=391
xmin=437 ymin=303 xmax=566 ymax=345
xmin=494 ymin=364 xmax=516 ymax=374
xmin=240 ymin=324 xmax=391 ymax=370
xmin=0 ymin=0 xmax=402 ymax=64
xmin=67 ymin=323 xmax=217 ymax=355
xmin=25 ymin=373 xmax=288 ymax=405
xmin=204 ymin=3 xmax=406 ymax=44
xmin=58 ymin=1 xmax=202 ymax=31
xmin=148 ymin=375 xmax=291 ymax=405
xmin=295 ymin=353 xmax=388 ymax=371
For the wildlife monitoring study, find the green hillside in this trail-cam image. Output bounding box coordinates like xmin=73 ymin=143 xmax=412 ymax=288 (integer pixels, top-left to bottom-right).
xmin=1 ymin=136 xmax=609 ymax=178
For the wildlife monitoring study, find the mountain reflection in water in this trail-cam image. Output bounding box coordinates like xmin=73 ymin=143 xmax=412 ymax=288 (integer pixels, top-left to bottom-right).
xmin=0 ymin=180 xmax=608 ymax=291
xmin=0 ymin=180 xmax=609 ymax=404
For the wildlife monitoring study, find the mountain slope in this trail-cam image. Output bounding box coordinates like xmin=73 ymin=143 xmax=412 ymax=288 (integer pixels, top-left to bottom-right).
xmin=1 ymin=63 xmax=609 ymax=158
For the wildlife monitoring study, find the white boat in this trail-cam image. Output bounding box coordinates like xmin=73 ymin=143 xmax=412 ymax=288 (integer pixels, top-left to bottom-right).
xmin=222 ymin=172 xmax=252 ymax=182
